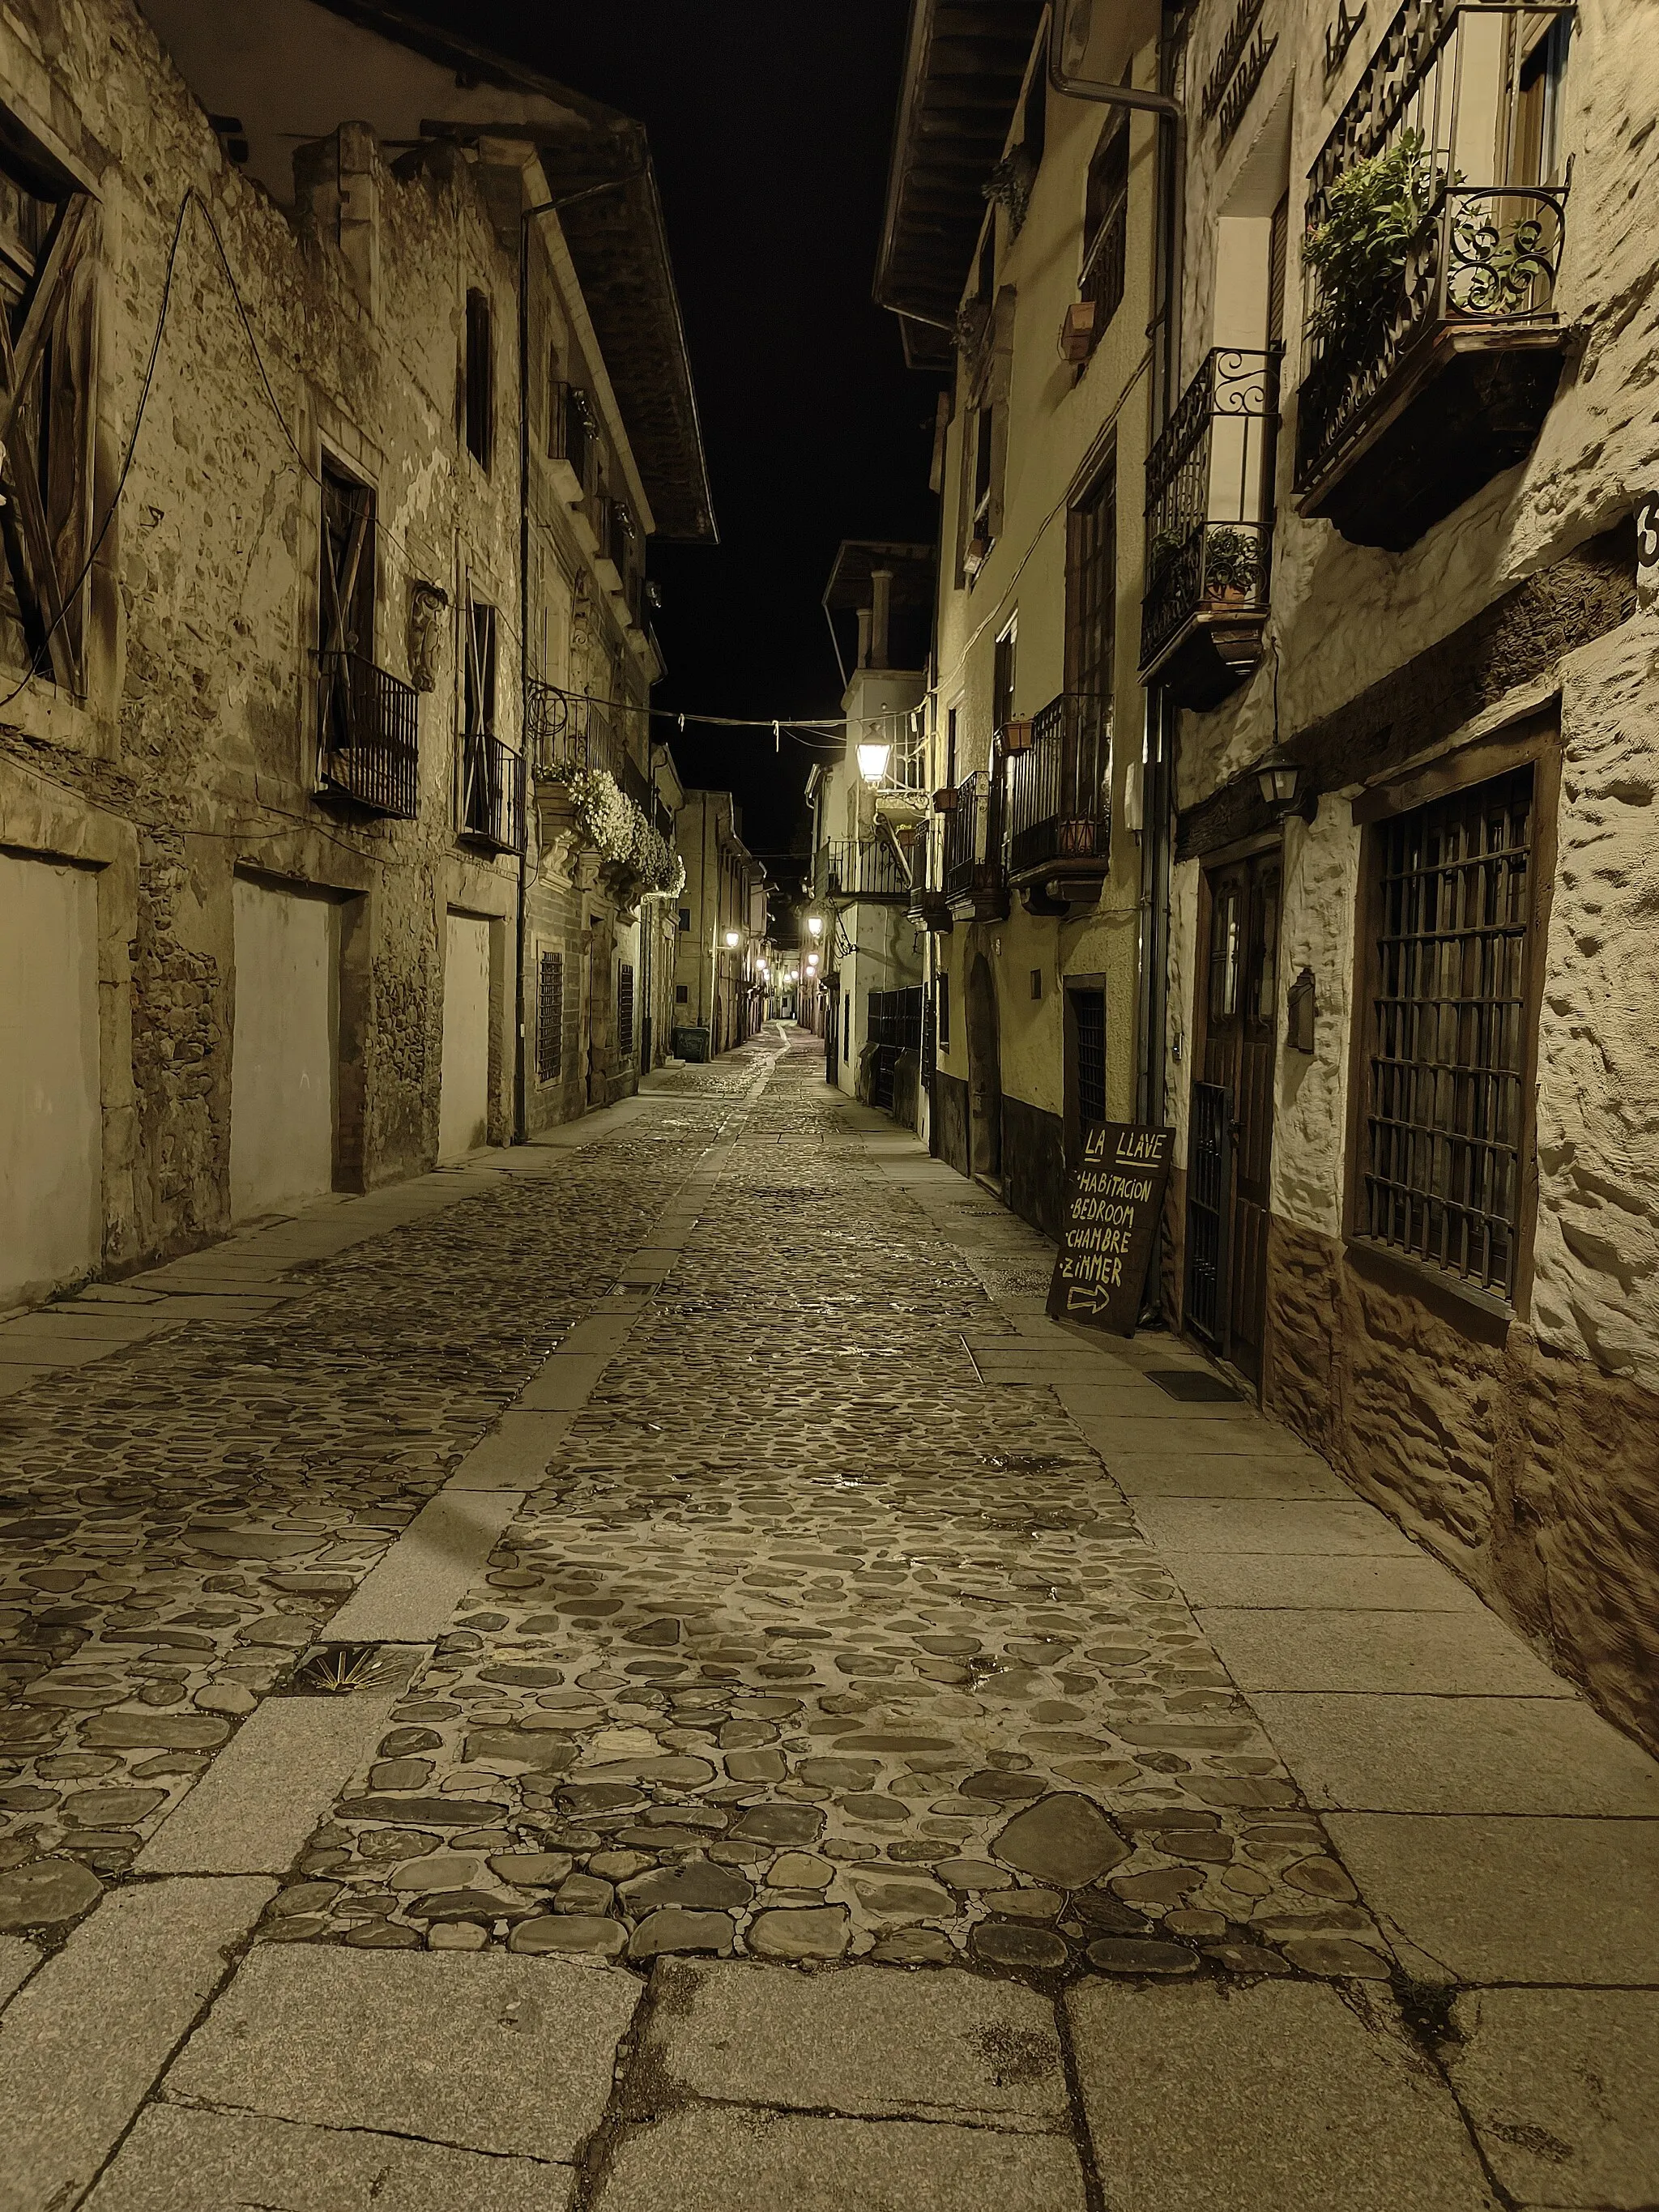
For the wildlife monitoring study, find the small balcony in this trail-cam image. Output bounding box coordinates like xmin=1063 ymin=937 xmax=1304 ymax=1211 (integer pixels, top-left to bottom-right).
xmin=1294 ymin=0 xmax=1572 ymax=549
xmin=1004 ymin=693 xmax=1112 ymax=904
xmin=1141 ymin=349 xmax=1279 ymax=709
xmin=524 ymin=682 xmax=623 ymax=782
xmin=817 ymin=835 xmax=911 ymax=906
xmin=907 ymin=823 xmax=953 ymax=933
xmin=317 ymin=651 xmax=420 ymax=820
xmin=458 ymin=731 xmax=524 ymax=854
xmin=942 ymin=769 xmax=1009 ymax=922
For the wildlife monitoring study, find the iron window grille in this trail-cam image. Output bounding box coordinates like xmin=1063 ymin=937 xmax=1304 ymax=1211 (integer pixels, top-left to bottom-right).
xmin=459 ymin=602 xmax=523 ymax=852
xmin=1073 ymin=988 xmax=1107 ymax=1129
xmin=618 ymin=962 xmax=636 ymax=1057
xmin=536 ymin=951 xmax=564 ymax=1082
xmin=1296 ymin=0 xmax=1572 ymax=498
xmin=1077 ymin=117 xmax=1130 ymax=352
xmin=1141 ymin=347 xmax=1281 ymax=672
xmin=316 ymin=462 xmax=420 ymax=820
xmin=1004 ymin=693 xmax=1112 ymax=875
xmin=943 ymin=769 xmax=1006 ymax=901
xmin=1361 ymin=765 xmax=1533 ymax=1297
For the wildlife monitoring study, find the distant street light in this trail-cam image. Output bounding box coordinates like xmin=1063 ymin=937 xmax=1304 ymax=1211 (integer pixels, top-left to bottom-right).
xmin=806 ymin=914 xmax=824 ymax=938
xmin=725 ymin=928 xmax=740 ymax=948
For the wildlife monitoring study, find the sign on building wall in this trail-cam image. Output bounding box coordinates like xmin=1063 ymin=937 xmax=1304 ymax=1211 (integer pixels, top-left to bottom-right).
xmin=1047 ymin=1123 xmax=1175 ymax=1336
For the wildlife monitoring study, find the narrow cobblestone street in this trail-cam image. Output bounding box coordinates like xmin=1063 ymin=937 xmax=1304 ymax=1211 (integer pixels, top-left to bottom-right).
xmin=2 ymin=1030 xmax=1655 ymax=2210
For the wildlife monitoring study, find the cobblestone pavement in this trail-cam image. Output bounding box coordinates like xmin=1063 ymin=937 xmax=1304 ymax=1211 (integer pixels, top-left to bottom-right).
xmin=2 ymin=1029 xmax=1657 ymax=2212
xmin=283 ymin=1036 xmax=1384 ymax=1980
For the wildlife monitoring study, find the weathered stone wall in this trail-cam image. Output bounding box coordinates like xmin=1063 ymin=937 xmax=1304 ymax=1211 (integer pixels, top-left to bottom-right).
xmin=1265 ymin=1215 xmax=1659 ymax=1754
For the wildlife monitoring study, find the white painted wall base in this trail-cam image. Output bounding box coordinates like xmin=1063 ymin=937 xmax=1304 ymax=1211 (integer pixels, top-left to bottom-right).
xmin=230 ymin=877 xmax=338 ymax=1222
xmin=0 ymin=851 xmax=101 ymax=1307
xmin=439 ymin=913 xmax=492 ymax=1160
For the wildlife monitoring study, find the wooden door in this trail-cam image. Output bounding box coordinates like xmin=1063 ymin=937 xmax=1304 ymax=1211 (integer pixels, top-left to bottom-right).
xmin=1188 ymin=851 xmax=1280 ymax=1383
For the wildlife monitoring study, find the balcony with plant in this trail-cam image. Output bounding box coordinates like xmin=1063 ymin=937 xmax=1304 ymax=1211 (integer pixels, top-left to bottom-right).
xmin=1294 ymin=0 xmax=1572 ymax=548
xmin=1140 ymin=347 xmax=1280 ymax=709
xmin=1003 ymin=693 xmax=1113 ymax=905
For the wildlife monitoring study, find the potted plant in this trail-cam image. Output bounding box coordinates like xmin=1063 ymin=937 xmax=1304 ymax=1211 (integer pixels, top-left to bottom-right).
xmin=1203 ymin=526 xmax=1260 ymax=603
xmin=1303 ymin=130 xmax=1437 ymax=352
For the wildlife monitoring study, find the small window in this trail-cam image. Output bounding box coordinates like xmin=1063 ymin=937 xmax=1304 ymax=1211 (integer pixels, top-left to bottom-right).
xmin=1073 ymin=988 xmax=1106 ymax=1129
xmin=1362 ymin=768 xmax=1534 ymax=1297
xmin=675 ymin=982 xmax=689 ymax=1004
xmin=972 ymin=406 xmax=996 ymax=537
xmin=536 ymin=951 xmax=563 ymax=1082
xmin=1079 ymin=117 xmax=1130 ymax=345
xmin=1030 ymin=969 xmax=1043 ymax=1001
xmin=678 ymin=906 xmax=692 ymax=931
xmin=464 ymin=288 xmax=493 ymax=469
xmin=618 ymin=962 xmax=635 ymax=1056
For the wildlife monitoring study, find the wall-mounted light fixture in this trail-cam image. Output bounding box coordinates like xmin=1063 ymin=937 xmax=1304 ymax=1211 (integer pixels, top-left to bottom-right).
xmin=856 ymin=739 xmax=892 ymax=784
xmin=725 ymin=928 xmax=740 ymax=948
xmin=1255 ymin=742 xmax=1313 ymax=817
xmin=806 ymin=914 xmax=824 ymax=939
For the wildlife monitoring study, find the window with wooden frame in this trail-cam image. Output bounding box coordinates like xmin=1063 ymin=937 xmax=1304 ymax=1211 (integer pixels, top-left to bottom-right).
xmin=0 ymin=135 xmax=97 ymax=693
xmin=1077 ymin=116 xmax=1130 ymax=355
xmin=1067 ymin=458 xmax=1116 ymax=705
xmin=536 ymin=950 xmax=564 ymax=1081
xmin=1358 ymin=766 xmax=1536 ymax=1300
xmin=552 ymin=377 xmax=592 ymax=485
xmin=464 ymin=288 xmax=493 ymax=469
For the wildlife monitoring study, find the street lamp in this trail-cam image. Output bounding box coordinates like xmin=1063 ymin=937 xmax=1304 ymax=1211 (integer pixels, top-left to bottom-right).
xmin=1255 ymin=742 xmax=1308 ymax=814
xmin=806 ymin=914 xmax=824 ymax=939
xmin=725 ymin=927 xmax=740 ymax=948
xmin=856 ymin=739 xmax=892 ymax=784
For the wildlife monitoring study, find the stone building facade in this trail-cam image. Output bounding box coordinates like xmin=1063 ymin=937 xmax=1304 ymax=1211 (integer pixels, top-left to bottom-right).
xmin=874 ymin=0 xmax=1657 ymax=1750
xmin=877 ymin=0 xmax=1159 ymax=1240
xmin=0 ymin=0 xmax=710 ymax=1312
xmin=673 ymin=790 xmax=762 ymax=1060
xmin=1156 ymin=0 xmax=1658 ymax=1750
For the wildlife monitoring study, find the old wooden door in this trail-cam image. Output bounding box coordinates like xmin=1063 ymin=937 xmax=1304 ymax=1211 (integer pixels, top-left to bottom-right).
xmin=1187 ymin=851 xmax=1280 ymax=1384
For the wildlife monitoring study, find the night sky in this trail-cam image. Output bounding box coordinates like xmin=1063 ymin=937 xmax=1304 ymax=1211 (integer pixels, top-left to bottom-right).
xmin=420 ymin=1 xmax=944 ymax=884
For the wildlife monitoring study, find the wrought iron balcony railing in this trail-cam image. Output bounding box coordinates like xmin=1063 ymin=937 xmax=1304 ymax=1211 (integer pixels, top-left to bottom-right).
xmin=318 ymin=650 xmax=420 ymax=820
xmin=458 ymin=731 xmax=525 ymax=853
xmin=817 ymin=835 xmax=911 ymax=903
xmin=1294 ymin=0 xmax=1572 ymax=524
xmin=1004 ymin=694 xmax=1112 ymax=877
xmin=1141 ymin=348 xmax=1279 ymax=680
xmin=943 ymin=769 xmax=1005 ymax=902
xmin=524 ymin=682 xmax=624 ymax=782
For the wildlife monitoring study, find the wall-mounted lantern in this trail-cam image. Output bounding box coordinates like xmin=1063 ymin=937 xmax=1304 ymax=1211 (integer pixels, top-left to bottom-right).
xmin=1255 ymin=741 xmax=1311 ymax=816
xmin=856 ymin=739 xmax=893 ymax=784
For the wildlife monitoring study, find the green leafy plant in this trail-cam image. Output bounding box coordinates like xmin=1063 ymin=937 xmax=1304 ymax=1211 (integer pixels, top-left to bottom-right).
xmin=1203 ymin=526 xmax=1260 ymax=597
xmin=1303 ymin=131 xmax=1436 ymax=346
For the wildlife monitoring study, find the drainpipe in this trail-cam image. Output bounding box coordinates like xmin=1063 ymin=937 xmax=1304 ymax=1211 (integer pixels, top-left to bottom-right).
xmin=1048 ymin=3 xmax=1186 ymax=1153
xmin=516 ymin=169 xmax=638 ymax=1143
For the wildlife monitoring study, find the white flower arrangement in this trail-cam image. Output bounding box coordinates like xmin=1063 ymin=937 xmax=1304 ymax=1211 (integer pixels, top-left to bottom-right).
xmin=545 ymin=759 xmax=680 ymax=892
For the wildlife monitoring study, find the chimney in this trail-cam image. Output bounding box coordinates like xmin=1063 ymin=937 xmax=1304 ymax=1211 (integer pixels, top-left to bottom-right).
xmin=869 ymin=568 xmax=893 ymax=671
xmin=855 ymin=607 xmax=872 ymax=668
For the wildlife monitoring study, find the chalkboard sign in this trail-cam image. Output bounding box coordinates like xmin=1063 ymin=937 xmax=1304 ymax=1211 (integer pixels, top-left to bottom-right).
xmin=1047 ymin=1122 xmax=1175 ymax=1336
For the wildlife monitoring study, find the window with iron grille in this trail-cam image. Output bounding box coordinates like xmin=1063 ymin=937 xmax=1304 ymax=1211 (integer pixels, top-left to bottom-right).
xmin=1078 ymin=116 xmax=1129 ymax=345
xmin=536 ymin=951 xmax=563 ymax=1082
xmin=618 ymin=962 xmax=635 ymax=1056
xmin=1362 ymin=767 xmax=1533 ymax=1298
xmin=464 ymin=288 xmax=493 ymax=469
xmin=1073 ymin=987 xmax=1107 ymax=1129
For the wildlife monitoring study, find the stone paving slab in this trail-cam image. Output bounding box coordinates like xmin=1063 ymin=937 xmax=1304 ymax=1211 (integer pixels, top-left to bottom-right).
xmin=0 ymin=1875 xmax=274 ymax=2212
xmin=633 ymin=1961 xmax=1070 ymax=2129
xmin=517 ymin=1358 xmax=610 ymax=1410
xmin=162 ymin=1946 xmax=639 ymax=2163
xmin=1443 ymin=1988 xmax=1659 ymax=2209
xmin=136 ymin=1690 xmax=403 ymax=1873
xmin=1253 ymin=1692 xmax=1659 ymax=1813
xmin=1067 ymin=1977 xmax=1499 ymax=2211
xmin=1092 ymin=1454 xmax=1354 ymax=1499
xmin=1160 ymin=1551 xmax=1490 ymax=1610
xmin=1200 ymin=1609 xmax=1578 ymax=1695
xmin=83 ymin=2105 xmax=574 ymax=2211
xmin=323 ymin=1492 xmax=527 ymax=1644
xmin=591 ymin=2107 xmax=1090 ymax=2212
xmin=0 ymin=1934 xmax=38 ymax=2006
xmin=1135 ymin=1499 xmax=1424 ymax=1556
xmin=1322 ymin=1814 xmax=1659 ymax=1982
xmin=447 ymin=1411 xmax=578 ymax=1490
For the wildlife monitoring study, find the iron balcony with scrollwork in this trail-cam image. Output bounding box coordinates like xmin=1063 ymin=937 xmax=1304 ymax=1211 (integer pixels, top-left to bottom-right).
xmin=523 ymin=680 xmax=625 ymax=782
xmin=1140 ymin=348 xmax=1280 ymax=709
xmin=816 ymin=835 xmax=911 ymax=906
xmin=1004 ymin=695 xmax=1112 ymax=903
xmin=1294 ymin=0 xmax=1572 ymax=548
xmin=317 ymin=650 xmax=420 ymax=820
xmin=942 ymin=769 xmax=1009 ymax=922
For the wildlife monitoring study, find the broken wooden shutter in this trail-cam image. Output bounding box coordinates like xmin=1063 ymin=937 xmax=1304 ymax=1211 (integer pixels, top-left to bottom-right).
xmin=0 ymin=181 xmax=97 ymax=693
xmin=318 ymin=464 xmax=373 ymax=756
